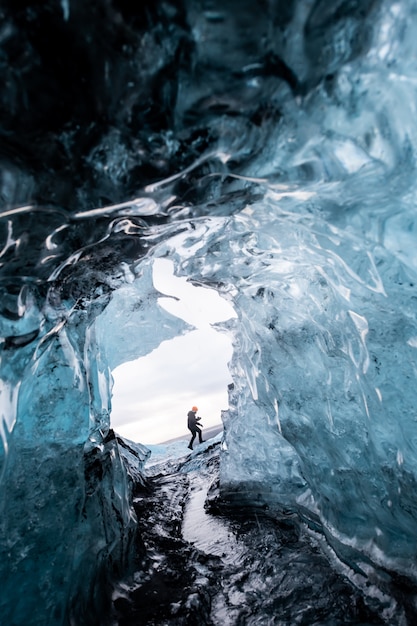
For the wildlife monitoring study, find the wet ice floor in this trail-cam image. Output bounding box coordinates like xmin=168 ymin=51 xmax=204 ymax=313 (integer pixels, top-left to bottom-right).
xmin=182 ymin=476 xmax=241 ymax=562
xmin=113 ymin=440 xmax=396 ymax=625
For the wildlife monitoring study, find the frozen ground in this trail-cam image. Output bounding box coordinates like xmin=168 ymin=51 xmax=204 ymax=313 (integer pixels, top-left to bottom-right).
xmin=144 ymin=426 xmax=223 ymax=468
xmin=111 ymin=438 xmax=410 ymax=625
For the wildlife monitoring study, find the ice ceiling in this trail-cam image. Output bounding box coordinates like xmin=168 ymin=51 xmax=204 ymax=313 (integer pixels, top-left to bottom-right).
xmin=1 ymin=0 xmax=417 ymax=623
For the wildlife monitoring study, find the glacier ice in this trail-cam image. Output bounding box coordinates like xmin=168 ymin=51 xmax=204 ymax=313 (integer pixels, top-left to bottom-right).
xmin=1 ymin=0 xmax=417 ymax=623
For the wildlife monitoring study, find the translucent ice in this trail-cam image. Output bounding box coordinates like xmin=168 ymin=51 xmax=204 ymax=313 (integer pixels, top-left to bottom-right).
xmin=1 ymin=0 xmax=417 ymax=622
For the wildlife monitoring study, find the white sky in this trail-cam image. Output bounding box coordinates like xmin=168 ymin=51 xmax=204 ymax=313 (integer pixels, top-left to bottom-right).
xmin=110 ymin=259 xmax=236 ymax=444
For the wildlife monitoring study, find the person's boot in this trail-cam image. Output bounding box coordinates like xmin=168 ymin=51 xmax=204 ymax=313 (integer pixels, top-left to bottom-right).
xmin=188 ymin=444 xmax=193 ymax=450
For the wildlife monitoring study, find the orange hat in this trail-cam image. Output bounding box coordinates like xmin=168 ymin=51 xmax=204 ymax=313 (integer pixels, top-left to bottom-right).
xmin=192 ymin=406 xmax=198 ymax=411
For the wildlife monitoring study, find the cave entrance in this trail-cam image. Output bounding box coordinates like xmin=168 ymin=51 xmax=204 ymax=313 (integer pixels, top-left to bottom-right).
xmin=108 ymin=258 xmax=236 ymax=446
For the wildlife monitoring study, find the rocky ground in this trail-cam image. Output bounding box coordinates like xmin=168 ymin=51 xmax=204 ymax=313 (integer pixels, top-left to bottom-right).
xmin=111 ymin=440 xmax=390 ymax=625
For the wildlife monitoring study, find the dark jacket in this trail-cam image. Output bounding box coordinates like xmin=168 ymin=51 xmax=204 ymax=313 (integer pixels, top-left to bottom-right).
xmin=187 ymin=410 xmax=200 ymax=430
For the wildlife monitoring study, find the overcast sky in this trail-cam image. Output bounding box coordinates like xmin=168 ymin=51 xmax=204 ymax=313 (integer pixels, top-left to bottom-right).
xmin=110 ymin=259 xmax=236 ymax=444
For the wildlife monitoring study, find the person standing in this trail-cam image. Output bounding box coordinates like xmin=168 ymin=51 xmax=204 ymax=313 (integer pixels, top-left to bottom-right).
xmin=187 ymin=406 xmax=204 ymax=450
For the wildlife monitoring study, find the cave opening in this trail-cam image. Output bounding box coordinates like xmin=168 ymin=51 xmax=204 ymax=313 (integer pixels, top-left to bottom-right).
xmin=99 ymin=257 xmax=236 ymax=447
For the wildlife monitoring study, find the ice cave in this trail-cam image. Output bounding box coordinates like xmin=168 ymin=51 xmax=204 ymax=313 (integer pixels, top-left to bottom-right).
xmin=1 ymin=0 xmax=417 ymax=624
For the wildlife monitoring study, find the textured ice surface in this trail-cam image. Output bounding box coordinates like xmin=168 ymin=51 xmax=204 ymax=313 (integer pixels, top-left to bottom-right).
xmin=95 ymin=260 xmax=191 ymax=371
xmin=1 ymin=0 xmax=417 ymax=623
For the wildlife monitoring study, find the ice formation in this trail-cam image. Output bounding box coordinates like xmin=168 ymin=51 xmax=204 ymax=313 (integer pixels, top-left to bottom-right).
xmin=1 ymin=0 xmax=417 ymax=623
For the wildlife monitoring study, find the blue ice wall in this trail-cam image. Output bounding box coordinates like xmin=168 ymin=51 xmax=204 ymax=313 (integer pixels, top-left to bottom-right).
xmin=0 ymin=292 xmax=148 ymax=624
xmin=1 ymin=0 xmax=417 ymax=622
xmin=169 ymin=1 xmax=417 ymax=582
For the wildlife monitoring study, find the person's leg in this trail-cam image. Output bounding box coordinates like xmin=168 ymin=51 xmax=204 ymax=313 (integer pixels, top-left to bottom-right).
xmin=197 ymin=426 xmax=204 ymax=443
xmin=188 ymin=430 xmax=196 ymax=449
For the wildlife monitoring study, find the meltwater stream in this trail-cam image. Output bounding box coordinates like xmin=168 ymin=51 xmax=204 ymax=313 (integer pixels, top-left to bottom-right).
xmin=1 ymin=0 xmax=417 ymax=623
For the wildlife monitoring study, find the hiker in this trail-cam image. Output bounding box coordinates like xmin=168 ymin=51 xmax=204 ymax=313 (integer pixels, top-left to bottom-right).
xmin=187 ymin=406 xmax=204 ymax=450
